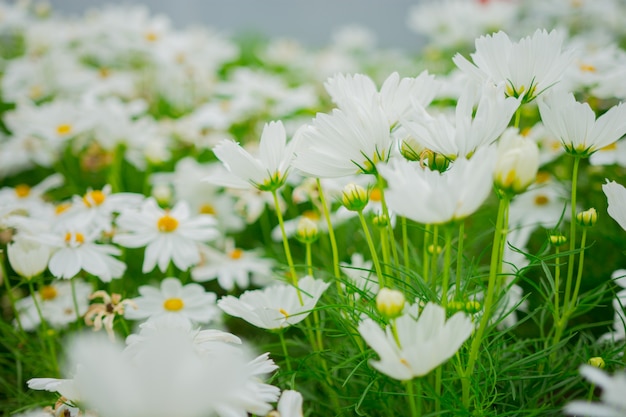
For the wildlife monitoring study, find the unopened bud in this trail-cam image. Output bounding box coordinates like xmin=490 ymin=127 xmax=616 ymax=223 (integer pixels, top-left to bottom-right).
xmin=465 ymin=300 xmax=481 ymax=314
xmin=428 ymin=244 xmax=442 ymax=255
xmin=376 ymin=288 xmax=405 ymax=319
xmin=342 ymin=183 xmax=368 ymax=212
xmin=420 ymin=149 xmax=451 ymax=173
xmin=372 ymin=213 xmax=389 ymax=227
xmin=576 ymin=208 xmax=597 ymax=227
xmin=400 ymin=138 xmax=424 ymax=162
xmin=296 ymin=217 xmax=318 ymax=243
xmin=588 ymin=357 xmax=605 ymax=369
xmin=549 ymin=234 xmax=567 ymax=247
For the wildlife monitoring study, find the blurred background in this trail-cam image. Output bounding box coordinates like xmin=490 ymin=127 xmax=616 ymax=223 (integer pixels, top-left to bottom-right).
xmin=46 ymin=0 xmax=425 ymax=51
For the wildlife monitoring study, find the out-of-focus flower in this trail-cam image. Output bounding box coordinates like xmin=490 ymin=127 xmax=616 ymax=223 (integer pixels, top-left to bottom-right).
xmin=124 ymin=277 xmax=219 ymax=326
xmin=453 ymin=29 xmax=573 ymax=102
xmin=538 ymin=90 xmax=626 ymax=157
xmin=218 ymin=276 xmax=330 ymax=330
xmin=113 ymin=198 xmax=219 ymax=273
xmin=494 ymin=129 xmax=540 ymax=196
xmin=85 ymin=291 xmax=137 ymax=341
xmin=7 ymin=237 xmax=51 ymax=279
xmin=376 ymin=288 xmax=405 ymax=319
xmin=565 ymin=365 xmax=626 ymax=416
xmin=602 ymin=180 xmax=626 ymax=230
xmin=358 ymin=302 xmax=473 ymax=380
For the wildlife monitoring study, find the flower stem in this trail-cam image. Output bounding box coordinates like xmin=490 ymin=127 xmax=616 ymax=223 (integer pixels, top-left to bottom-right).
xmin=441 ymin=225 xmax=453 ymax=309
xmin=1 ymin=254 xmax=25 ymax=335
xmin=455 ymin=221 xmax=465 ymax=299
xmin=402 ymin=216 xmax=410 ymax=271
xmin=358 ymin=210 xmax=384 ymax=287
xmin=430 ymin=224 xmax=439 ymax=293
xmin=563 ymin=156 xmax=581 ymax=314
xmin=463 ymin=195 xmax=510 ymax=407
xmin=405 ymin=378 xmax=421 ymax=417
xmin=553 ymin=245 xmax=562 ymax=324
xmin=271 ymin=189 xmax=301 ymax=303
xmin=29 ymin=280 xmax=59 ymax=374
xmin=379 ymin=227 xmax=392 ymax=279
xmin=423 ymin=224 xmax=431 ymax=284
xmin=316 ymin=179 xmax=343 ymax=295
xmin=71 ymin=276 xmax=83 ymax=325
xmin=278 ymin=330 xmax=292 ymax=373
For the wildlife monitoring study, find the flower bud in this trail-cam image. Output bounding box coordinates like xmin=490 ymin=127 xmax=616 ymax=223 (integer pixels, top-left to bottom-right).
xmin=465 ymin=300 xmax=481 ymax=314
xmin=400 ymin=137 xmax=424 ymax=162
xmin=420 ymin=149 xmax=452 ymax=173
xmin=152 ymin=183 xmax=172 ymax=206
xmin=549 ymin=234 xmax=567 ymax=247
xmin=296 ymin=217 xmax=319 ymax=244
xmin=7 ymin=238 xmax=51 ymax=279
xmin=576 ymin=208 xmax=598 ymax=227
xmin=494 ymin=129 xmax=540 ymax=195
xmin=376 ymin=288 xmax=405 ymax=319
xmin=588 ymin=356 xmax=605 ymax=369
xmin=342 ymin=183 xmax=368 ymax=212
xmin=372 ymin=213 xmax=389 ymax=228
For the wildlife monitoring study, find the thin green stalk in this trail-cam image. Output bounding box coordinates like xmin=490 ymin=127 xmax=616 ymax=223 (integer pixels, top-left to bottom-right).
xmin=423 ymin=224 xmax=431 ymax=284
xmin=463 ymin=196 xmax=510 ymax=407
xmin=1 ymin=256 xmax=25 ymax=335
xmin=278 ymin=330 xmax=292 ymax=373
xmin=569 ymin=228 xmax=588 ymax=315
xmin=358 ymin=210 xmax=384 ymax=287
xmin=430 ymin=224 xmax=439 ymax=293
xmin=305 ymin=242 xmax=313 ymax=277
xmin=271 ymin=189 xmax=301 ymax=304
xmin=379 ymin=227 xmax=392 ymax=278
xmin=402 ymin=216 xmax=410 ymax=271
xmin=455 ymin=221 xmax=465 ymax=299
xmin=514 ymin=106 xmax=522 ymax=129
xmin=554 ymin=245 xmax=562 ymax=324
xmin=377 ymin=180 xmax=399 ymax=269
xmin=71 ymin=276 xmax=83 ymax=324
xmin=435 ymin=366 xmax=442 ymax=413
xmin=405 ymin=378 xmax=421 ymax=417
xmin=564 ymin=156 xmax=581 ymax=313
xmin=316 ymin=179 xmax=343 ymax=296
xmin=441 ymin=225 xmax=453 ymax=309
xmin=28 ymin=280 xmax=59 ymax=374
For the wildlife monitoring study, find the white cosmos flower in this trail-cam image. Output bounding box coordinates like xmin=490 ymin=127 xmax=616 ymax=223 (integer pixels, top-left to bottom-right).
xmin=453 ymin=29 xmax=573 ymax=102
xmin=565 ymin=365 xmax=626 ymax=417
xmin=538 ymin=90 xmax=626 ymax=156
xmin=378 ymin=147 xmax=496 ymax=225
xmin=125 ymin=277 xmax=220 ymax=325
xmin=7 ymin=237 xmax=51 ymax=279
xmin=208 ymin=121 xmax=296 ymax=191
xmin=324 ymin=71 xmax=440 ymax=126
xmin=191 ymin=240 xmax=275 ymax=291
xmin=401 ymin=81 xmax=520 ymax=158
xmin=218 ymin=275 xmax=330 ymax=330
xmin=34 ymin=227 xmax=126 ymax=282
xmin=293 ymin=100 xmax=392 ymax=178
xmin=358 ymin=302 xmax=473 ymax=380
xmin=113 ymin=198 xmax=219 ymax=273
xmin=603 ymin=179 xmax=626 ymax=231
xmin=29 ymin=320 xmax=279 ymax=417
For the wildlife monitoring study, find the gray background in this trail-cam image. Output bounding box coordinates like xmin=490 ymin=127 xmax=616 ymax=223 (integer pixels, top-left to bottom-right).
xmin=46 ymin=0 xmax=424 ymax=51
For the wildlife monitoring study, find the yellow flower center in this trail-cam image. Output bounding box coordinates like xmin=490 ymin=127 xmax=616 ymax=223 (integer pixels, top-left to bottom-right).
xmin=579 ymin=63 xmax=596 ymax=72
xmin=56 ymin=123 xmax=73 ymax=136
xmin=14 ymin=184 xmax=31 ymax=198
xmin=279 ymin=308 xmax=290 ymax=318
xmin=98 ymin=67 xmax=110 ymax=78
xmin=144 ymin=31 xmax=158 ymax=42
xmin=520 ymin=127 xmax=532 ymax=137
xmin=534 ymin=195 xmax=550 ymax=206
xmin=302 ymin=210 xmax=320 ymax=221
xmin=228 ymin=248 xmax=244 ymax=260
xmin=536 ymin=172 xmax=551 ymax=184
xmin=55 ymin=202 xmax=71 ymax=215
xmin=65 ymin=232 xmax=85 ymax=244
xmin=83 ymin=190 xmax=106 ymax=207
xmin=40 ymin=285 xmax=58 ymax=300
xmin=199 ymin=204 xmax=216 ymax=215
xmin=157 ymin=213 xmax=179 ymax=232
xmin=369 ymin=187 xmax=382 ymax=202
xmin=163 ymin=297 xmax=184 ymax=311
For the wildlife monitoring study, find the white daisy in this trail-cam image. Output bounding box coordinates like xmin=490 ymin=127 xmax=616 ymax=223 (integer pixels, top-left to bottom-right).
xmin=191 ymin=241 xmax=275 ymax=291
xmin=218 ymin=276 xmax=330 ymax=330
xmin=125 ymin=277 xmax=220 ymax=325
xmin=358 ymin=302 xmax=473 ymax=380
xmin=113 ymin=198 xmax=219 ymax=273
xmin=565 ymin=365 xmax=626 ymax=417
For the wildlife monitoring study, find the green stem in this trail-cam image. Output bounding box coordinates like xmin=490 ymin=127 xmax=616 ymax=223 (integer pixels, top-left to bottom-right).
xmin=435 ymin=366 xmax=442 ymax=413
xmin=455 ymin=222 xmax=465 ymax=299
xmin=402 ymin=216 xmax=410 ymax=271
xmin=463 ymin=196 xmax=510 ymax=407
xmin=431 ymin=224 xmax=439 ymax=293
xmin=305 ymin=242 xmax=313 ymax=277
xmin=358 ymin=210 xmax=384 ymax=288
xmin=71 ymin=276 xmax=83 ymax=325
xmin=28 ymin=280 xmax=59 ymax=374
xmin=278 ymin=330 xmax=292 ymax=373
xmin=271 ymin=189 xmax=301 ymax=304
xmin=441 ymin=225 xmax=453 ymax=309
xmin=377 ymin=178 xmax=399 ymax=269
xmin=554 ymin=245 xmax=562 ymax=324
xmin=514 ymin=106 xmax=522 ymax=129
xmin=379 ymin=226 xmax=392 ymax=279
xmin=316 ymin=179 xmax=343 ymax=295
xmin=569 ymin=228 xmax=588 ymax=315
xmin=1 ymin=255 xmax=25 ymax=335
xmin=423 ymin=224 xmax=431 ymax=284
xmin=405 ymin=378 xmax=421 ymax=417
xmin=564 ymin=156 xmax=581 ymax=313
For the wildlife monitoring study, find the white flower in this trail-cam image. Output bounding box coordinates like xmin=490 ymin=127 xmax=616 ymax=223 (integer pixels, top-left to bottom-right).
xmin=275 ymin=390 xmax=304 ymax=417
xmin=35 ymin=227 xmax=126 ymax=282
xmin=358 ymin=302 xmax=473 ymax=380
xmin=565 ymin=365 xmax=626 ymax=417
xmin=113 ymin=198 xmax=219 ymax=273
xmin=29 ymin=322 xmax=280 ymax=417
xmin=7 ymin=237 xmax=51 ymax=279
xmin=602 ymin=179 xmax=626 ymax=231
xmin=538 ymin=90 xmax=626 ymax=156
xmin=292 ymin=100 xmax=392 ymax=178
xmin=209 ymin=121 xmax=296 ymax=191
xmin=378 ymin=147 xmax=496 ymax=225
xmin=125 ymin=277 xmax=220 ymax=325
xmin=191 ymin=241 xmax=275 ymax=291
xmin=218 ymin=276 xmax=330 ymax=330
xmin=453 ymin=29 xmax=573 ymax=102
xmin=494 ymin=128 xmax=540 ymax=195
xmin=16 ymin=280 xmax=92 ymax=331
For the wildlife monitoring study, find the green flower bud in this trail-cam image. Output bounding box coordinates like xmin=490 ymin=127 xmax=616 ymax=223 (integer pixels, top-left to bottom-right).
xmin=588 ymin=356 xmax=605 ymax=369
xmin=576 ymin=208 xmax=598 ymax=227
xmin=376 ymin=288 xmax=405 ymax=319
xmin=342 ymin=183 xmax=368 ymax=212
xmin=296 ymin=217 xmax=319 ymax=244
xmin=549 ymin=234 xmax=567 ymax=247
